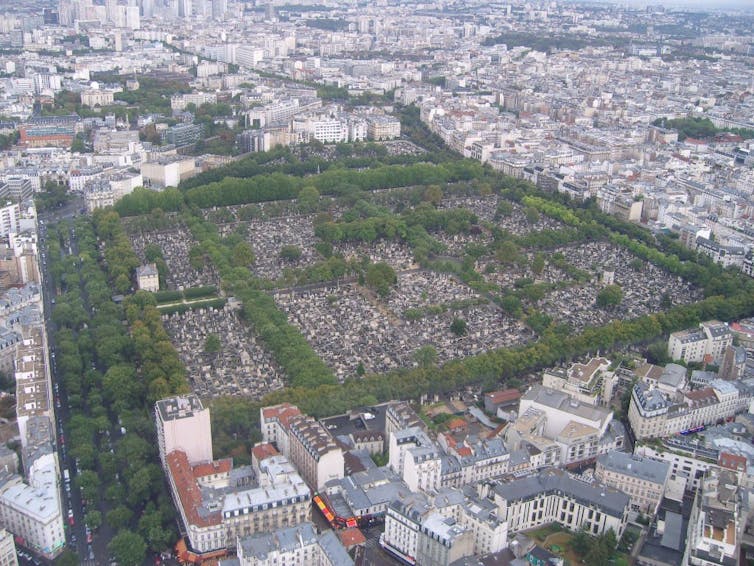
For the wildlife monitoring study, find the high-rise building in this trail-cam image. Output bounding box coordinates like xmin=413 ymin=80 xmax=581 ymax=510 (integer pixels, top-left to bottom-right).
xmin=155 ymin=395 xmax=212 ymax=468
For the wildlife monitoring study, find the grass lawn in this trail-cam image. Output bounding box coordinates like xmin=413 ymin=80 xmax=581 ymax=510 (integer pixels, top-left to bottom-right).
xmin=526 ymin=522 xmax=564 ymax=542
xmin=543 ymin=531 xmax=580 ymax=565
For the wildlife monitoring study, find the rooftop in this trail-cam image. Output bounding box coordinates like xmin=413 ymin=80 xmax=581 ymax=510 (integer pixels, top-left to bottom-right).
xmin=157 ymin=394 xmax=206 ymax=422
xmin=597 ymin=451 xmax=670 ymax=485
xmin=494 ymin=468 xmax=630 ymax=517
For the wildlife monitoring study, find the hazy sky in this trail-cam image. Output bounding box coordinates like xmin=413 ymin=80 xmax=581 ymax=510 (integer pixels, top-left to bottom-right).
xmin=571 ymin=0 xmax=754 ymax=11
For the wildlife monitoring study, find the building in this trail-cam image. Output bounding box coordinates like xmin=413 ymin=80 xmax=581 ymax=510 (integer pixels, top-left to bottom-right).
xmin=380 ymin=494 xmax=474 ymax=566
xmin=717 ymin=346 xmax=746 ymax=381
xmin=628 ymin=380 xmax=751 ymax=440
xmin=366 ymin=115 xmax=401 ymax=140
xmin=141 ymin=157 xmax=196 ymax=188
xmin=483 ymin=389 xmax=521 ymax=414
xmin=80 ymin=89 xmax=115 ymax=107
xmin=0 ymin=203 xmax=20 ymax=238
xmin=668 ymin=321 xmax=733 ymax=365
xmin=595 ymin=451 xmax=670 ymax=515
xmin=136 ymin=263 xmax=159 ymax=292
xmin=541 ymin=357 xmax=615 ymax=406
xmin=0 ymin=453 xmax=65 ymax=559
xmin=235 ymin=522 xmax=353 ymax=566
xmin=18 ymin=116 xmax=78 ymax=148
xmin=634 ymin=443 xmax=716 ymax=493
xmin=516 ymin=385 xmax=621 ymax=466
xmin=0 ymin=529 xmax=17 ymax=566
xmin=155 ymin=394 xmax=213 ymax=467
xmin=260 ymin=403 xmax=302 ymax=457
xmin=162 ymin=123 xmax=204 ymax=147
xmin=165 ymin=449 xmax=310 ymax=556
xmin=492 ymin=468 xmax=629 ymax=538
xmin=686 ymin=468 xmax=741 ymax=566
xmin=287 ymin=414 xmax=344 ymax=490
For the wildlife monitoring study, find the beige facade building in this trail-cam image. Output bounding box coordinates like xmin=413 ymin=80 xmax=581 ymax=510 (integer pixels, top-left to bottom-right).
xmin=595 ymin=451 xmax=670 ymax=515
xmin=156 ymin=395 xmax=213 ymax=467
xmin=287 ymin=414 xmax=344 ymax=491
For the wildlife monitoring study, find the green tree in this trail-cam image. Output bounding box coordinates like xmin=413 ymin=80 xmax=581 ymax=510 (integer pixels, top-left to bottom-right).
xmin=450 ymin=317 xmax=468 ymax=336
xmin=364 ymin=262 xmax=397 ymax=297
xmin=495 ymin=241 xmax=521 ymax=265
xmin=596 ymin=284 xmax=623 ymax=308
xmin=570 ymin=527 xmax=592 ymax=555
xmin=85 ymin=509 xmax=102 ymax=530
xmin=231 ymin=241 xmax=255 ymax=267
xmin=524 ymin=206 xmax=540 ymax=224
xmin=422 ymin=184 xmax=443 ymax=206
xmin=106 ymin=505 xmax=134 ymax=530
xmin=279 ymin=245 xmax=303 ymax=261
xmin=204 ymin=333 xmax=221 ymax=354
xmin=414 ymin=345 xmax=438 ymax=368
xmin=108 ymin=530 xmax=146 ymax=566
xmin=298 ymin=185 xmax=320 ymax=213
xmin=531 ymin=253 xmax=546 ymax=275
xmin=55 ymin=550 xmax=79 ymax=566
xmin=495 ymin=201 xmax=513 ymax=218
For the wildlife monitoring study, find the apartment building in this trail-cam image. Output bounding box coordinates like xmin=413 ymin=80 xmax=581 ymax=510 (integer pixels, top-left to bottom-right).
xmin=166 ymin=449 xmax=311 ymax=555
xmin=0 ymin=453 xmax=65 ymax=559
xmin=380 ymin=495 xmax=473 ymax=566
xmin=366 ymin=115 xmax=401 ymax=140
xmin=0 ymin=529 xmax=17 ymax=566
xmin=155 ymin=394 xmax=213 ymax=467
xmin=634 ymin=444 xmax=716 ymax=492
xmin=260 ymin=403 xmax=301 ymax=457
xmin=493 ymin=468 xmax=629 ymax=538
xmin=595 ymin=451 xmax=670 ymax=515
xmin=287 ymin=414 xmax=344 ymax=491
xmin=687 ymin=468 xmax=741 ymax=566
xmin=542 ymin=357 xmax=614 ymax=407
xmin=517 ymin=385 xmax=623 ymax=466
xmin=235 ymin=522 xmax=353 ymax=566
xmin=668 ymin=321 xmax=733 ymax=365
xmin=628 ymin=380 xmax=752 ymax=440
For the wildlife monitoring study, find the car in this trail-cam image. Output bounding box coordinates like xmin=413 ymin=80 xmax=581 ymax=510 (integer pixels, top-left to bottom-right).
xmin=86 ymin=532 xmax=93 ymax=544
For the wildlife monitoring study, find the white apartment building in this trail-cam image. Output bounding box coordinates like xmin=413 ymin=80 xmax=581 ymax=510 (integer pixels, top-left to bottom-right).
xmin=0 ymin=453 xmax=65 ymax=559
xmin=634 ymin=444 xmax=716 ymax=492
xmin=628 ymin=380 xmax=752 ymax=440
xmin=287 ymin=414 xmax=344 ymax=491
xmin=668 ymin=321 xmax=733 ymax=365
xmin=170 ymin=92 xmax=218 ymax=111
xmin=260 ymin=403 xmax=301 ymax=458
xmin=381 ymin=495 xmax=474 ymax=566
xmin=155 ymin=394 xmax=213 ymax=467
xmin=236 ymin=522 xmax=353 ymax=566
xmin=0 ymin=529 xmax=17 ymax=566
xmin=366 ymin=115 xmax=401 ymax=140
xmin=493 ymin=469 xmax=629 ymax=538
xmin=0 ymin=203 xmax=20 ymax=238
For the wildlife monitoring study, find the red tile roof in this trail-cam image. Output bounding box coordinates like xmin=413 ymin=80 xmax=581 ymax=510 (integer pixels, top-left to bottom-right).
xmin=262 ymin=403 xmax=302 ymax=429
xmin=447 ymin=417 xmax=468 ymax=431
xmin=251 ymin=443 xmax=279 ymax=461
xmin=485 ymin=389 xmax=522 ymax=405
xmin=166 ymin=451 xmax=222 ymax=529
xmin=192 ymin=458 xmax=232 ymax=478
xmin=338 ymin=528 xmax=366 ymax=548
